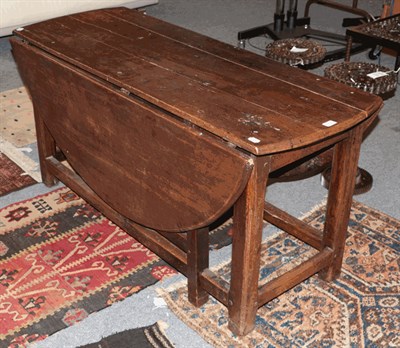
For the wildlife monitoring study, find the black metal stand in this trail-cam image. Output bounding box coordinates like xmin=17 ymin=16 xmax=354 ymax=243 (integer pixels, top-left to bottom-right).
xmin=237 ymin=0 xmax=375 ymax=63
xmin=238 ymin=16 xmax=370 ymax=62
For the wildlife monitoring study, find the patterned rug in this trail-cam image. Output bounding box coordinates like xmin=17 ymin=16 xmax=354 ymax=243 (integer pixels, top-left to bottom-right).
xmin=0 ymin=153 xmax=36 ymax=196
xmin=78 ymin=321 xmax=175 ymax=348
xmin=1 ymin=87 xmax=41 ymax=184
xmin=0 ymin=187 xmax=232 ymax=347
xmin=1 ymin=87 xmax=36 ymax=147
xmin=161 ymin=201 xmax=400 ymax=347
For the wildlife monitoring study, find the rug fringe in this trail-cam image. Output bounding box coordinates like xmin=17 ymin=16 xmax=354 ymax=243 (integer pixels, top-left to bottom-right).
xmin=298 ymin=198 xmax=328 ymax=220
xmin=157 ymin=279 xmax=188 ymax=294
xmin=0 ymin=137 xmax=42 ymax=182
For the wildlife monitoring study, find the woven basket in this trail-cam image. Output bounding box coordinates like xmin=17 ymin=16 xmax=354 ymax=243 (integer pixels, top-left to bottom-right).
xmin=324 ymin=62 xmax=398 ymax=95
xmin=266 ymin=38 xmax=326 ymax=66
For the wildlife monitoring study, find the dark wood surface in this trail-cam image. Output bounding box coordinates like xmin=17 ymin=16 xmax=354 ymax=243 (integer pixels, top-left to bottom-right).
xmin=11 ymin=39 xmax=253 ymax=232
xmin=11 ymin=7 xmax=383 ymax=337
xmin=14 ymin=8 xmax=381 ymax=155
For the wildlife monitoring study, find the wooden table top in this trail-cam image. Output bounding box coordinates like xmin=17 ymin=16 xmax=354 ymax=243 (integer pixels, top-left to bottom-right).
xmin=14 ymin=7 xmax=383 ymax=155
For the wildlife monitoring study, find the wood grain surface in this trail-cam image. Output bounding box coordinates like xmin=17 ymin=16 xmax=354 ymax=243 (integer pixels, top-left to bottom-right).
xmin=14 ymin=8 xmax=382 ymax=155
xmin=12 ymin=39 xmax=253 ymax=232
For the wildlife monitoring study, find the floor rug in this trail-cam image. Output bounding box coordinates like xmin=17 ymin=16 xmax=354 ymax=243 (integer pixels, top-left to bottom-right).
xmin=0 ymin=187 xmax=232 ymax=347
xmin=1 ymin=87 xmax=36 ymax=148
xmin=160 ymin=201 xmax=400 ymax=347
xmin=0 ymin=153 xmax=36 ymax=196
xmin=78 ymin=321 xmax=175 ymax=348
xmin=0 ymin=138 xmax=41 ymax=183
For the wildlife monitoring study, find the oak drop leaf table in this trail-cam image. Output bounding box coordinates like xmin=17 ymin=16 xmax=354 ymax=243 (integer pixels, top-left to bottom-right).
xmin=11 ymin=8 xmax=383 ymax=336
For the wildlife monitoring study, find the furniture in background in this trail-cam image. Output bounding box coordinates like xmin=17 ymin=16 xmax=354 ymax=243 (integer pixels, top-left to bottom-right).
xmin=382 ymin=0 xmax=400 ymax=17
xmin=237 ymin=0 xmax=375 ymax=62
xmin=265 ymin=37 xmax=327 ymax=66
xmin=320 ymin=7 xmax=400 ymax=193
xmin=0 ymin=0 xmax=158 ymax=37
xmin=11 ymin=8 xmax=382 ymax=336
xmin=345 ymin=14 xmax=400 ymax=70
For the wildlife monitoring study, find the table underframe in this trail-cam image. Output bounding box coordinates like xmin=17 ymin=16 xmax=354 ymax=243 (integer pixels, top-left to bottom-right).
xmin=36 ymin=107 xmax=378 ymax=335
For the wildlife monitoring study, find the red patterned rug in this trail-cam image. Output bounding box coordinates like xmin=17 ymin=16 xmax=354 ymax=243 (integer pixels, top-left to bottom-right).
xmin=0 ymin=153 xmax=36 ymax=196
xmin=161 ymin=201 xmax=400 ymax=347
xmin=0 ymin=187 xmax=232 ymax=347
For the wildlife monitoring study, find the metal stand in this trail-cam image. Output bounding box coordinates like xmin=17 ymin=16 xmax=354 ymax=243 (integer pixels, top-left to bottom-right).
xmin=237 ymin=0 xmax=375 ymax=62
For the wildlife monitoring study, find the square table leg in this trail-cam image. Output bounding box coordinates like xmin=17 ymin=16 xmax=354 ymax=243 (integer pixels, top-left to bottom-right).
xmin=228 ymin=157 xmax=270 ymax=336
xmin=320 ymin=126 xmax=363 ymax=281
xmin=345 ymin=35 xmax=353 ymax=62
xmin=34 ymin=110 xmax=58 ymax=186
xmin=187 ymin=228 xmax=210 ymax=306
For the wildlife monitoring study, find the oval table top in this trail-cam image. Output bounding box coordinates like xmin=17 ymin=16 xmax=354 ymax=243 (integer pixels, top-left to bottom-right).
xmin=14 ymin=7 xmax=383 ymax=156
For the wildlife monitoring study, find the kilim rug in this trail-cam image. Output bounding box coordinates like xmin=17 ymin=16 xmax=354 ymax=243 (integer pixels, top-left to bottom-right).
xmin=160 ymin=201 xmax=400 ymax=347
xmin=78 ymin=321 xmax=175 ymax=348
xmin=0 ymin=153 xmax=36 ymax=196
xmin=0 ymin=187 xmax=233 ymax=347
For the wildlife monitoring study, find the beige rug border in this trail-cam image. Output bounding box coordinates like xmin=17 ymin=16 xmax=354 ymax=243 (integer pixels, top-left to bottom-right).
xmin=0 ymin=137 xmax=41 ymax=182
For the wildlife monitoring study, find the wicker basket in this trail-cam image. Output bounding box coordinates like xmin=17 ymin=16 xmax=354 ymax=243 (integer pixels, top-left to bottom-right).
xmin=266 ymin=38 xmax=326 ymax=66
xmin=324 ymin=62 xmax=398 ymax=95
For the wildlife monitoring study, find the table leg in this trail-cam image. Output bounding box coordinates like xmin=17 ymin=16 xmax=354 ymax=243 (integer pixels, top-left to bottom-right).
xmin=319 ymin=126 xmax=363 ymax=281
xmin=33 ymin=109 xmax=58 ymax=186
xmin=228 ymin=157 xmax=270 ymax=336
xmin=187 ymin=228 xmax=210 ymax=306
xmin=345 ymin=35 xmax=352 ymax=62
